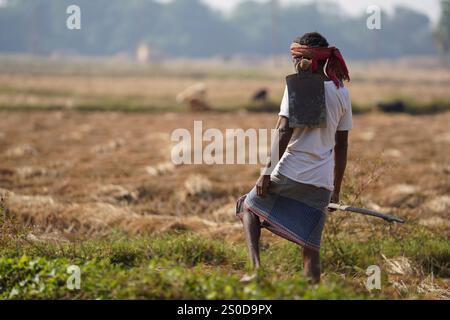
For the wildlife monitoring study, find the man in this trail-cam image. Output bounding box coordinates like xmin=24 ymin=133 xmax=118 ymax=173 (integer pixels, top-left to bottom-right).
xmin=237 ymin=32 xmax=352 ymax=284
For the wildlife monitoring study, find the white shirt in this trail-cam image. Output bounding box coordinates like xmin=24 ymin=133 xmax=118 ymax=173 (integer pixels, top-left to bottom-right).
xmin=273 ymin=81 xmax=353 ymax=191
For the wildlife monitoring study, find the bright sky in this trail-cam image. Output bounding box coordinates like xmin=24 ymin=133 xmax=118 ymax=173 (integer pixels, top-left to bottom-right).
xmin=201 ymin=0 xmax=441 ymax=23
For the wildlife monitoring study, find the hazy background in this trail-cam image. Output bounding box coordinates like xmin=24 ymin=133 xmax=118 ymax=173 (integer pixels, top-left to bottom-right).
xmin=201 ymin=0 xmax=440 ymax=22
xmin=0 ymin=0 xmax=448 ymax=59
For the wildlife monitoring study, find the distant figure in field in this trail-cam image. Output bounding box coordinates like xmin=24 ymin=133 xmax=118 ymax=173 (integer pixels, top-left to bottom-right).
xmin=176 ymin=82 xmax=211 ymax=112
xmin=252 ymin=88 xmax=269 ymax=103
xmin=236 ymin=32 xmax=352 ymax=284
xmin=377 ymin=101 xmax=406 ymax=113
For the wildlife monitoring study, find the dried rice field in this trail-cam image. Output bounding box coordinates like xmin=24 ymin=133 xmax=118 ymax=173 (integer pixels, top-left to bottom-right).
xmin=0 ymin=57 xmax=449 ymax=300
xmin=1 ymin=111 xmax=449 ymax=238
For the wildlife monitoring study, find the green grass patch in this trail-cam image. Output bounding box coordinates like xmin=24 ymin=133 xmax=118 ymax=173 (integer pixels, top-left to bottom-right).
xmin=0 ymin=254 xmax=370 ymax=300
xmin=0 ymin=226 xmax=448 ymax=299
xmin=0 ymin=88 xmax=449 ymax=116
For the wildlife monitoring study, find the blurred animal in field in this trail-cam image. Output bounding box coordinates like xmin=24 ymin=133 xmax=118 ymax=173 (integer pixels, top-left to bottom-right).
xmin=176 ymin=82 xmax=211 ymax=112
xmin=377 ymin=101 xmax=406 ymax=113
xmin=252 ymin=88 xmax=269 ymax=103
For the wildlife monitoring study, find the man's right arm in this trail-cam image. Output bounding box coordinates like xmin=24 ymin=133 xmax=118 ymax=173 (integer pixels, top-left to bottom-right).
xmin=256 ymin=116 xmax=293 ymax=197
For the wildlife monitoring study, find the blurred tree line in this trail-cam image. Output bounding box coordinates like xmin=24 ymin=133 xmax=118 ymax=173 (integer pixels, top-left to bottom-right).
xmin=0 ymin=0 xmax=444 ymax=59
xmin=435 ymin=0 xmax=450 ymax=54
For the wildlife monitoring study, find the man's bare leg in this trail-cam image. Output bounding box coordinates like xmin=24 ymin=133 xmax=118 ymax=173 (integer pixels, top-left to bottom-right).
xmin=303 ymin=247 xmax=321 ymax=284
xmin=241 ymin=209 xmax=261 ymax=281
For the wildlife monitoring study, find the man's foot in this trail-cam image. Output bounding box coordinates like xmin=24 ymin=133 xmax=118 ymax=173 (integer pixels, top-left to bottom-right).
xmin=240 ymin=273 xmax=257 ymax=283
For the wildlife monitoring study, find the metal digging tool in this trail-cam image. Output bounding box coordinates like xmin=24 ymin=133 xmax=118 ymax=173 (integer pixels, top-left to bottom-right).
xmin=328 ymin=203 xmax=405 ymax=224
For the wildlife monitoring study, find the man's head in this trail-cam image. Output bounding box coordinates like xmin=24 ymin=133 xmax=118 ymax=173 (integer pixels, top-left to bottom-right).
xmin=290 ymin=32 xmax=350 ymax=87
xmin=294 ymin=32 xmax=329 ymax=48
xmin=293 ymin=32 xmax=329 ymax=71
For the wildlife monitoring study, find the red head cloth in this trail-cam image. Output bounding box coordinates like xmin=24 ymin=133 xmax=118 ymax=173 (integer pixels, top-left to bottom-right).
xmin=290 ymin=43 xmax=350 ymax=88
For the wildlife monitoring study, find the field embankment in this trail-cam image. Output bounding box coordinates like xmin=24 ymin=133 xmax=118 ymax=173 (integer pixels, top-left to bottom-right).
xmin=1 ymin=56 xmax=449 ymax=114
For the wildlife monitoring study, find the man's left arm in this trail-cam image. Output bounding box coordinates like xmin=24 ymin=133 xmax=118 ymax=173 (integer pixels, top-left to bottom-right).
xmin=332 ymin=130 xmax=349 ymax=205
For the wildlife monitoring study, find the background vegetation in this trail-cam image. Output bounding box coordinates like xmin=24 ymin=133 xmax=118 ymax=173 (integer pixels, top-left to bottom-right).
xmin=0 ymin=0 xmax=444 ymax=59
